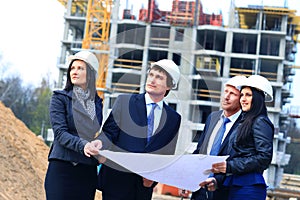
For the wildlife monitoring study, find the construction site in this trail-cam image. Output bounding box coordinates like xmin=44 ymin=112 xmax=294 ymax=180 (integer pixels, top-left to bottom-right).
xmin=49 ymin=0 xmax=300 ymax=199
xmin=6 ymin=0 xmax=295 ymax=199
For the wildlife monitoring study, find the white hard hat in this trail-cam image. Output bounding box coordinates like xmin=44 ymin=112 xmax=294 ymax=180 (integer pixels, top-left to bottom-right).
xmin=150 ymin=59 xmax=180 ymax=89
xmin=225 ymin=75 xmax=247 ymax=90
xmin=242 ymin=75 xmax=273 ymax=102
xmin=68 ymin=51 xmax=99 ymax=73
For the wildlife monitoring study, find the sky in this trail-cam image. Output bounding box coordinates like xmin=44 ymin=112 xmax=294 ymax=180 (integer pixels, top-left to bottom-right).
xmin=0 ymin=0 xmax=299 ymax=105
xmin=0 ymin=0 xmax=65 ymax=86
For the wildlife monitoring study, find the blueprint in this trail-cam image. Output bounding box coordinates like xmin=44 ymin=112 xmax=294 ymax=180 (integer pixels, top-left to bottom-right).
xmin=99 ymin=150 xmax=228 ymax=191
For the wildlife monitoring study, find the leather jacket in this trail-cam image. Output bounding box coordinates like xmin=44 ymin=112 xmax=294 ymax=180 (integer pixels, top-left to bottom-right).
xmin=226 ymin=113 xmax=274 ymax=175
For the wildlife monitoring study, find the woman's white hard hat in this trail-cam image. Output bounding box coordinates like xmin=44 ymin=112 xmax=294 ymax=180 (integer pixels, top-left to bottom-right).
xmin=150 ymin=59 xmax=180 ymax=89
xmin=68 ymin=51 xmax=99 ymax=73
xmin=243 ymin=75 xmax=273 ymax=102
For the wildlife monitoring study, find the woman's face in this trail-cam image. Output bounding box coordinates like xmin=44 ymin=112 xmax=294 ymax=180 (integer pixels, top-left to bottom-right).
xmin=240 ymin=87 xmax=253 ymax=112
xmin=70 ymin=60 xmax=87 ymax=89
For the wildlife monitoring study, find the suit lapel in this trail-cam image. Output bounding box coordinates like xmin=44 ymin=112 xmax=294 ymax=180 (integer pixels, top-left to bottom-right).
xmin=198 ymin=111 xmax=222 ymax=154
xmin=131 ymin=94 xmax=149 ymax=144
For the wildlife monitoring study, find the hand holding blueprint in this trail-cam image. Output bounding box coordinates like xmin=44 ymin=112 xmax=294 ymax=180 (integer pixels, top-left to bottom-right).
xmin=99 ymin=150 xmax=228 ymax=191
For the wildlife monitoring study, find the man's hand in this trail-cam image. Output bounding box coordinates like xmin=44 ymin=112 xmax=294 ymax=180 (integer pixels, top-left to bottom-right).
xmin=142 ymin=178 xmax=154 ymax=187
xmin=178 ymin=189 xmax=189 ymax=198
xmin=199 ymin=177 xmax=217 ymax=191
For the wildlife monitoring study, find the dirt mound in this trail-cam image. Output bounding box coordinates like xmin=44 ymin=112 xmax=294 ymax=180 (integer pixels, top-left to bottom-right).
xmin=0 ymin=102 xmax=104 ymax=200
xmin=0 ymin=102 xmax=177 ymax=200
xmin=0 ymin=102 xmax=49 ymax=199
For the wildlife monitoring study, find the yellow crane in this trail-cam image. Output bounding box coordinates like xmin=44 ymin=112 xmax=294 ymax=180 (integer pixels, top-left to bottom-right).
xmin=82 ymin=0 xmax=113 ymax=99
xmin=57 ymin=0 xmax=113 ymax=98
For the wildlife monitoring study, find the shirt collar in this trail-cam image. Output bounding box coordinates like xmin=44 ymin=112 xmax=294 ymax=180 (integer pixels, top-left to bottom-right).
xmin=222 ymin=109 xmax=242 ymax=123
xmin=145 ymin=93 xmax=163 ymax=109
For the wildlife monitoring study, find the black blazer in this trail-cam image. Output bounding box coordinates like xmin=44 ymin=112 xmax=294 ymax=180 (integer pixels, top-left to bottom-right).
xmin=48 ymin=89 xmax=103 ymax=165
xmin=98 ymin=93 xmax=181 ymax=200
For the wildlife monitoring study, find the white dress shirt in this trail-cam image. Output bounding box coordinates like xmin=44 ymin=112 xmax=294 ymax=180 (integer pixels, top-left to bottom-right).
xmin=145 ymin=93 xmax=163 ymax=136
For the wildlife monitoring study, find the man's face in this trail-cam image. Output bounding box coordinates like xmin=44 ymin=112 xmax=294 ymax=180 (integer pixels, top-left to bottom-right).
xmin=145 ymin=68 xmax=170 ymax=99
xmin=221 ymin=85 xmax=241 ymax=115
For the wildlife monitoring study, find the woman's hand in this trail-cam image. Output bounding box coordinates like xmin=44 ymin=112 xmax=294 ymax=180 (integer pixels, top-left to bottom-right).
xmin=211 ymin=161 xmax=227 ymax=173
xmin=84 ymin=139 xmax=107 ymax=163
xmin=84 ymin=139 xmax=102 ymax=157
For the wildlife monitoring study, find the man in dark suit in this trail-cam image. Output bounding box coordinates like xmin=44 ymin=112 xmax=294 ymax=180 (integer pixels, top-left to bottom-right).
xmin=98 ymin=59 xmax=181 ymax=200
xmin=190 ymin=75 xmax=246 ymax=200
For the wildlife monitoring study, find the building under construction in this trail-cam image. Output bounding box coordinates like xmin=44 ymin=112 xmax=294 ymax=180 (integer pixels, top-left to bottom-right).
xmin=54 ymin=0 xmax=300 ymax=198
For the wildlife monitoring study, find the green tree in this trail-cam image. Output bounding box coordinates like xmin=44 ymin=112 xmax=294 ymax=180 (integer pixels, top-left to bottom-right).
xmin=29 ymin=78 xmax=52 ymax=136
xmin=0 ymin=74 xmax=53 ymax=137
xmin=0 ymin=54 xmax=53 ymax=138
xmin=0 ymin=76 xmax=34 ymax=123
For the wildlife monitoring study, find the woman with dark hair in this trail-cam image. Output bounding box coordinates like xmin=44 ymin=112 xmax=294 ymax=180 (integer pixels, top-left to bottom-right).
xmin=200 ymin=75 xmax=274 ymax=200
xmin=44 ymin=51 xmax=104 ymax=200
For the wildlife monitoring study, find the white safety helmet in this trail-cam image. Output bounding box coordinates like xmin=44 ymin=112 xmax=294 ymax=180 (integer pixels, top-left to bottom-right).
xmin=150 ymin=59 xmax=180 ymax=89
xmin=242 ymin=75 xmax=273 ymax=102
xmin=68 ymin=51 xmax=99 ymax=73
xmin=225 ymin=75 xmax=247 ymax=90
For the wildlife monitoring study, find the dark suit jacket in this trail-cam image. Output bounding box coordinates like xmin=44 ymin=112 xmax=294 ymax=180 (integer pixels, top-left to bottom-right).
xmin=191 ymin=110 xmax=242 ymax=200
xmin=48 ymin=89 xmax=103 ymax=165
xmin=98 ymin=93 xmax=181 ymax=200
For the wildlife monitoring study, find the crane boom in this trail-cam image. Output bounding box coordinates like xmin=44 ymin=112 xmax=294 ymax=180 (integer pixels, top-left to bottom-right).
xmin=82 ymin=0 xmax=113 ymax=98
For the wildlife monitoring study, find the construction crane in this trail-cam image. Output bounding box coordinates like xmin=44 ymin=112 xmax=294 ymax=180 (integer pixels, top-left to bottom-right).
xmin=82 ymin=0 xmax=113 ymax=99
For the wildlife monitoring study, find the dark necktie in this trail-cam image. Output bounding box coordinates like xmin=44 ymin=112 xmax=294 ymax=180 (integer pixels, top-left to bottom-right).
xmin=147 ymin=103 xmax=157 ymax=143
xmin=210 ymin=117 xmax=231 ymax=155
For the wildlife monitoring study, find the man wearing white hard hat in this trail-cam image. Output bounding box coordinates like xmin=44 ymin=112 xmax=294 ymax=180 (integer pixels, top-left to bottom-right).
xmin=45 ymin=51 xmax=104 ymax=200
xmin=98 ymin=59 xmax=181 ymax=200
xmin=208 ymin=74 xmax=274 ymax=200
xmin=191 ymin=75 xmax=246 ymax=200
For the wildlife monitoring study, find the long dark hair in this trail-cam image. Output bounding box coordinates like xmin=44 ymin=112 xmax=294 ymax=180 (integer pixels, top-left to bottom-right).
xmin=64 ymin=60 xmax=97 ymax=101
xmin=236 ymin=86 xmax=268 ymax=144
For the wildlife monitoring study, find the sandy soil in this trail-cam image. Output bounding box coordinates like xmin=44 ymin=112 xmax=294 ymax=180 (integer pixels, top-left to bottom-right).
xmin=0 ymin=102 xmax=49 ymax=199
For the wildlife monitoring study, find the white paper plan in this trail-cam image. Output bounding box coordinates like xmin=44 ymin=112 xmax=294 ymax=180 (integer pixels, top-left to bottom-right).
xmin=99 ymin=150 xmax=228 ymax=191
